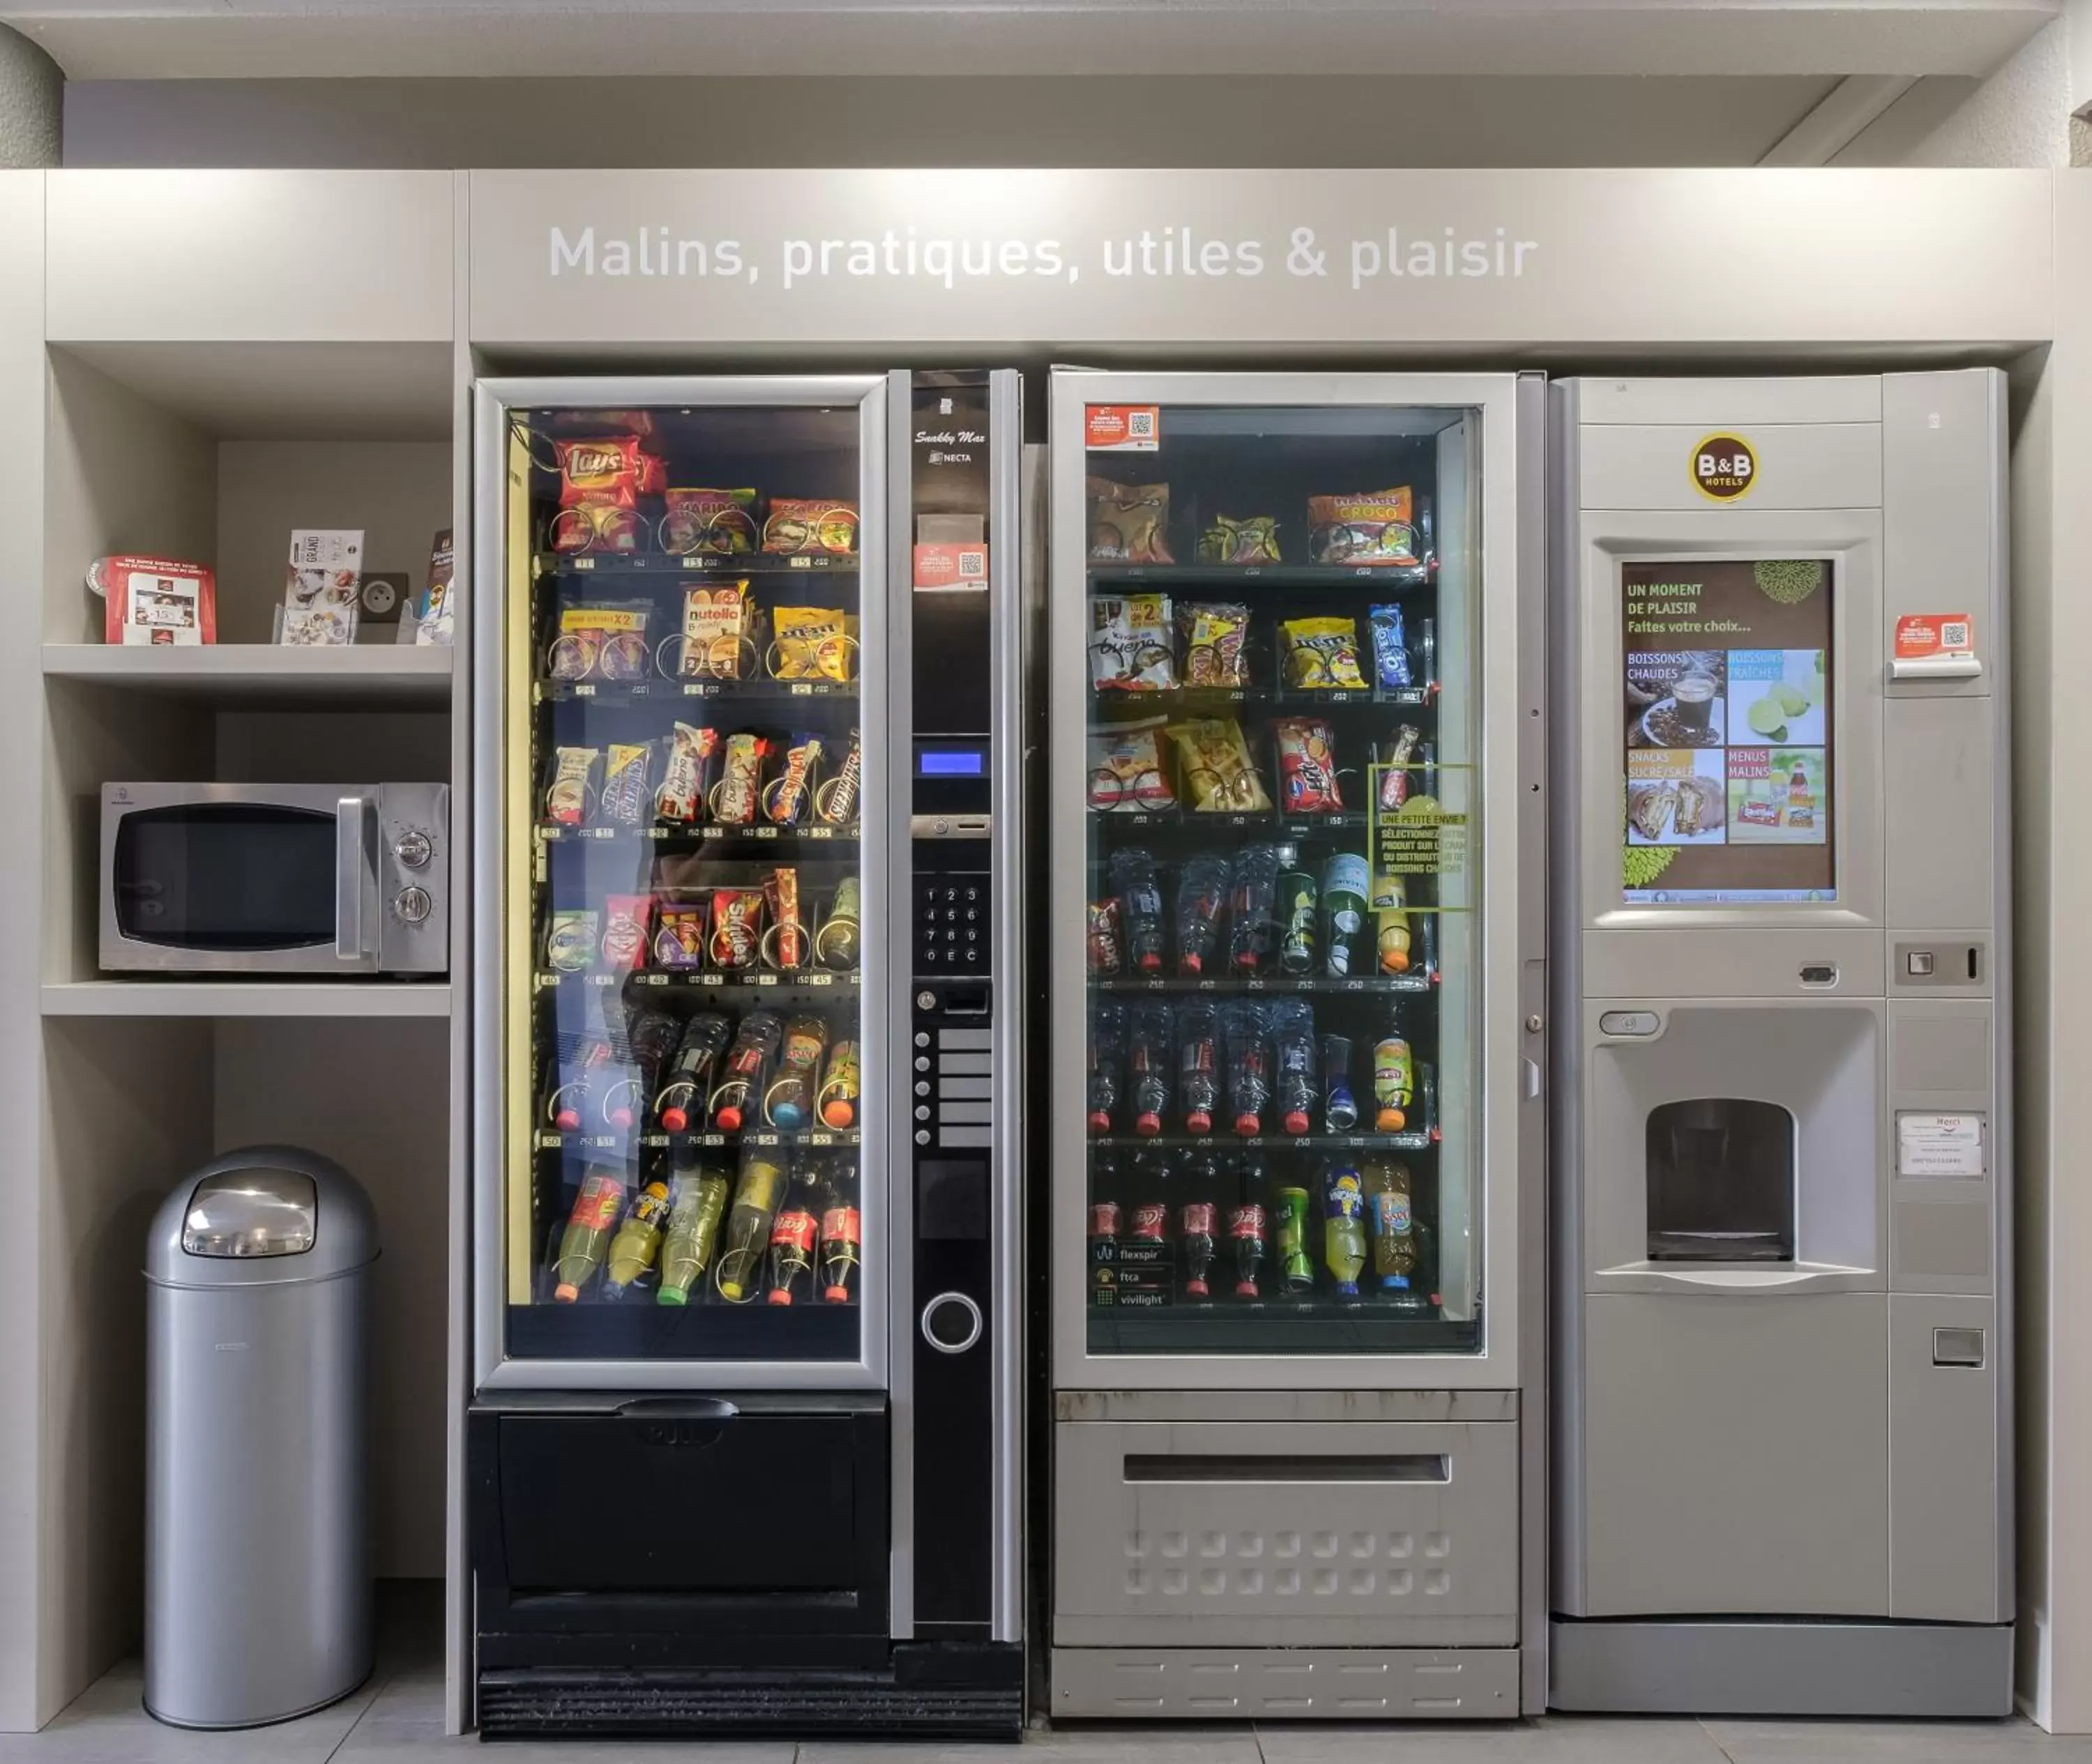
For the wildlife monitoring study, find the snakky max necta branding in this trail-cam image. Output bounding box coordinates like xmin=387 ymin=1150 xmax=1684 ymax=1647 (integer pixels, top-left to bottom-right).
xmin=547 ymin=223 xmax=1540 ymax=292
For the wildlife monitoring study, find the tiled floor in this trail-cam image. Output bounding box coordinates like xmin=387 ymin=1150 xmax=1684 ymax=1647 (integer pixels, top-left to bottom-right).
xmin=4 ymin=1594 xmax=2086 ymax=1763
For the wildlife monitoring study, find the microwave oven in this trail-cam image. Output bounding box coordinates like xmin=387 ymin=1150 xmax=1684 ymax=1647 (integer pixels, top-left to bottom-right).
xmin=100 ymin=782 xmax=450 ymax=975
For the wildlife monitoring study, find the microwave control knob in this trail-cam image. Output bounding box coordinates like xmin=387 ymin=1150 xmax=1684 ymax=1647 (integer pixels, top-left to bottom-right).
xmin=395 ymin=885 xmax=433 ymax=925
xmin=393 ymin=830 xmax=433 ymax=870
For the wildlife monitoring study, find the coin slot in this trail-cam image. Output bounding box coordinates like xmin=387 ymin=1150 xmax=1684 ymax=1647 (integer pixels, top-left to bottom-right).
xmin=1799 ymin=964 xmax=1837 ymax=987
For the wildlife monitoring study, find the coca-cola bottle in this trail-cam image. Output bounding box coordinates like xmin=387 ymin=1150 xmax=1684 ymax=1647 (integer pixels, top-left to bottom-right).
xmin=1088 ymin=999 xmax=1126 ymax=1134
xmin=654 ymin=1012 xmax=732 ymax=1133
xmin=606 ymin=1010 xmax=680 ymax=1132
xmin=1227 ymin=844 xmax=1280 ymax=973
xmin=1176 ymin=1150 xmax=1220 ymax=1299
xmin=1226 ymin=1153 xmax=1270 ymax=1299
xmin=1109 ymin=847 xmax=1167 ymax=974
xmin=1123 ymin=1150 xmax=1171 ymax=1266
xmin=765 ymin=1162 xmax=824 ymax=1306
xmin=1174 ymin=853 xmax=1229 ymax=976
xmin=1221 ymin=999 xmax=1272 ymax=1136
xmin=819 ymin=1161 xmax=862 ymax=1303
xmin=1176 ymin=998 xmax=1220 ymax=1135
xmin=1270 ymin=998 xmax=1319 ymax=1136
xmin=708 ymin=1008 xmax=786 ymax=1134
xmin=1088 ymin=1153 xmax=1123 ymax=1268
xmin=1127 ymin=999 xmax=1174 ymax=1138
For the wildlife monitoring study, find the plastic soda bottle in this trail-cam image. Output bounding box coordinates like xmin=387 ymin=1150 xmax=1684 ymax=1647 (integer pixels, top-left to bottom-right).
xmin=766 ymin=1165 xmax=824 ymax=1305
xmin=657 ymin=1157 xmax=730 ymax=1306
xmin=1270 ymin=998 xmax=1319 ymax=1136
xmin=552 ymin=1169 xmax=626 ymax=1302
xmin=818 ymin=1039 xmax=861 ymax=1130
xmin=715 ymin=1149 xmax=787 ymax=1301
xmin=1373 ymin=1001 xmax=1414 ymax=1132
xmin=1229 ymin=1195 xmax=1268 ymax=1298
xmin=709 ymin=1009 xmax=785 ymax=1132
xmin=1278 ymin=869 xmax=1318 ymax=975
xmin=1227 ymin=844 xmax=1280 ymax=972
xmin=1128 ymin=999 xmax=1174 ymax=1137
xmin=1373 ymin=873 xmax=1412 ymax=974
xmin=1109 ymin=847 xmax=1167 ymax=973
xmin=1177 ymin=999 xmax=1220 ymax=1135
xmin=1322 ymin=852 xmax=1371 ymax=978
xmin=820 ymin=1162 xmax=862 ymax=1302
xmin=1324 ymin=1162 xmax=1367 ymax=1297
xmin=1174 ymin=854 xmax=1229 ymax=975
xmin=764 ymin=1013 xmax=831 ymax=1130
xmin=1088 ymin=1000 xmax=1127 ymax=1133
xmin=604 ymin=1178 xmax=671 ymax=1297
xmin=1275 ymin=1185 xmax=1314 ymax=1294
xmin=1222 ymin=999 xmax=1272 ymax=1136
xmin=1363 ymin=1157 xmax=1425 ymax=1309
xmin=605 ymin=1010 xmax=679 ymax=1130
xmin=654 ymin=1012 xmax=732 ymax=1133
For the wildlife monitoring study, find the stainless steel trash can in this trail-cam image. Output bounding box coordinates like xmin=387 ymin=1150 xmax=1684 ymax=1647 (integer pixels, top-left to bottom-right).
xmin=144 ymin=1146 xmax=378 ymax=1729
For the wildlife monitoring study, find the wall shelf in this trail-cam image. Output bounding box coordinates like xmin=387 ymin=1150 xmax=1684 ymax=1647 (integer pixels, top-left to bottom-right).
xmin=43 ymin=643 xmax=453 ymax=708
xmin=41 ymin=980 xmax=453 ymax=1019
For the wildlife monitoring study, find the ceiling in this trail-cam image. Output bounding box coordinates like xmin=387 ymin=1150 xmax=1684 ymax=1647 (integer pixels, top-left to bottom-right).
xmin=4 ymin=0 xmax=2060 ymax=81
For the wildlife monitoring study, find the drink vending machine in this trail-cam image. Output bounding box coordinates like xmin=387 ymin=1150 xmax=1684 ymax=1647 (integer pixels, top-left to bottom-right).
xmin=467 ymin=372 xmax=1026 ymax=1738
xmin=1549 ymin=374 xmax=2013 ymax=1715
xmin=1048 ymin=371 xmax=1549 ymax=1719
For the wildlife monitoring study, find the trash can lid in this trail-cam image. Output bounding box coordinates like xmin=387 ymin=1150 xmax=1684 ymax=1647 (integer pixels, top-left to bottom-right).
xmin=146 ymin=1145 xmax=379 ymax=1287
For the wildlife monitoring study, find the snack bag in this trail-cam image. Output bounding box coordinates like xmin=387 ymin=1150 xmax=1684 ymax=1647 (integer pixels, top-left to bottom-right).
xmin=1089 ymin=594 xmax=1175 ymax=691
xmin=1280 ymin=616 xmax=1368 ymax=690
xmin=554 ymin=435 xmax=648 ymax=508
xmin=712 ymin=733 xmax=769 ymax=825
xmin=660 ymin=487 xmax=758 ymax=556
xmin=1274 ymin=718 xmax=1344 ymax=815
xmin=1178 ymin=602 xmax=1251 ymax=687
xmin=549 ymin=605 xmax=650 ymax=680
xmin=1087 ymin=724 xmax=1176 ymax=813
xmin=708 ymin=890 xmax=765 ymax=968
xmin=1369 ymin=603 xmax=1413 ymax=690
xmin=1088 ymin=478 xmax=1174 ymax=563
xmin=655 ymin=723 xmax=720 ymax=824
xmin=653 ymin=906 xmax=708 ymax=969
xmin=1308 ymin=487 xmax=1423 ymax=567
xmin=771 ymin=607 xmax=853 ymax=682
xmin=679 ymin=581 xmax=753 ymax=679
xmin=1197 ymin=515 xmax=1281 ymax=565
xmin=1377 ymin=725 xmax=1423 ymax=812
xmin=544 ymin=747 xmax=600 ymax=826
xmin=764 ymin=733 xmax=824 ymax=827
xmin=599 ymin=743 xmax=652 ymax=828
xmin=763 ymin=498 xmax=859 ymax=556
xmin=1167 ymin=719 xmax=1273 ymax=814
xmin=602 ymin=895 xmax=652 ymax=971
xmin=546 ymin=908 xmax=598 ymax=973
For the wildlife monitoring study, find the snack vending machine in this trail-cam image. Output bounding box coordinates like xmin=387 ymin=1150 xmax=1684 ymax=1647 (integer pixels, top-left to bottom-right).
xmin=1049 ymin=372 xmax=1547 ymax=1719
xmin=1549 ymin=374 xmax=2013 ymax=1715
xmin=467 ymin=373 xmax=1025 ymax=1738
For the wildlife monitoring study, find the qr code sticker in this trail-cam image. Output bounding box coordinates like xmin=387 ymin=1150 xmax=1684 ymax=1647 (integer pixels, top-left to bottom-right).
xmin=1128 ymin=409 xmax=1155 ymax=441
xmin=1942 ymin=620 xmax=1970 ymax=648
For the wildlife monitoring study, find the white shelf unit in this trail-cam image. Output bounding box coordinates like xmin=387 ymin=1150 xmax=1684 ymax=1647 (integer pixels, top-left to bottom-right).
xmin=41 ymin=981 xmax=454 ymax=1018
xmin=17 ymin=174 xmax=469 ymax=1739
xmin=42 ymin=643 xmax=453 ymax=707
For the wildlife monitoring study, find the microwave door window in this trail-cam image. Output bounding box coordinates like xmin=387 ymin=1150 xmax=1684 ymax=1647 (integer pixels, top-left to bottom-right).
xmin=114 ymin=804 xmax=338 ymax=950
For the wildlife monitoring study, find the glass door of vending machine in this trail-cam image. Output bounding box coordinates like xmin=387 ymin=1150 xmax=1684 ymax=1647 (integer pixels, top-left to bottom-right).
xmin=1048 ymin=372 xmax=1543 ymax=1719
xmin=473 ymin=380 xmax=887 ymax=1388
xmin=1053 ymin=374 xmax=1531 ymax=1385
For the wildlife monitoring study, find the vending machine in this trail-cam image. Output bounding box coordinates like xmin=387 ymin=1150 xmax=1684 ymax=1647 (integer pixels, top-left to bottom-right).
xmin=466 ymin=372 xmax=1026 ymax=1738
xmin=1048 ymin=372 xmax=1549 ymax=1719
xmin=1549 ymin=374 xmax=2013 ymax=1715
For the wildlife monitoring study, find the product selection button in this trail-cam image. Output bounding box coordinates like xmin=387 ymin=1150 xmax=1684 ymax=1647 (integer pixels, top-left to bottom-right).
xmin=1599 ymin=1010 xmax=1659 ymax=1037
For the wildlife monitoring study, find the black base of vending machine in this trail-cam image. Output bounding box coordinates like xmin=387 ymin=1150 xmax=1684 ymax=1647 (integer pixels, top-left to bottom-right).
xmin=467 ymin=1396 xmax=1024 ymax=1738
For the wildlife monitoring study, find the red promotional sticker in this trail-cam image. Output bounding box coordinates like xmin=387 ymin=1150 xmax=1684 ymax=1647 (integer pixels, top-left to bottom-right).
xmin=1895 ymin=614 xmax=1974 ymax=660
xmin=1086 ymin=404 xmax=1160 ymax=452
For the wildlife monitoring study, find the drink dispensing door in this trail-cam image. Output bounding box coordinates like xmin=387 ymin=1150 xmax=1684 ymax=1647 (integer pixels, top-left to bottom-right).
xmin=1549 ymin=374 xmax=2012 ymax=1718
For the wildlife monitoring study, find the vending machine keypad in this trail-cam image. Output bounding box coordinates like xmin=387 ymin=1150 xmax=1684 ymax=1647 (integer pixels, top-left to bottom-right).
xmin=916 ymin=875 xmax=990 ymax=971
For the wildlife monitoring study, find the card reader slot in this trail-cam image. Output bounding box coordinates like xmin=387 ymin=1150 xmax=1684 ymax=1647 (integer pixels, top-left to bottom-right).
xmin=1124 ymin=1454 xmax=1450 ymax=1485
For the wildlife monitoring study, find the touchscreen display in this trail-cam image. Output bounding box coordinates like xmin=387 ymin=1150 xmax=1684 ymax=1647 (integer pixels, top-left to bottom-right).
xmin=1621 ymin=558 xmax=1833 ymax=904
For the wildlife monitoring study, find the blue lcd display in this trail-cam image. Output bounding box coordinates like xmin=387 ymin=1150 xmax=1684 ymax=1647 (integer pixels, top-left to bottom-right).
xmin=920 ymin=750 xmax=986 ymax=777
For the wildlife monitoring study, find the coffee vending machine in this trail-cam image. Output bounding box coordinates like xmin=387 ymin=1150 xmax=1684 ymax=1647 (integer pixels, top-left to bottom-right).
xmin=467 ymin=371 xmax=1025 ymax=1739
xmin=1549 ymin=374 xmax=2012 ymax=1716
